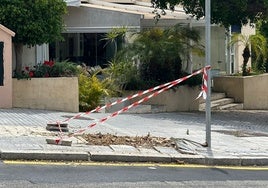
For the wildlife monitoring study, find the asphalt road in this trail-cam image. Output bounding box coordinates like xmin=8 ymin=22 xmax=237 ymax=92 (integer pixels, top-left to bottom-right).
xmin=0 ymin=161 xmax=267 ymax=188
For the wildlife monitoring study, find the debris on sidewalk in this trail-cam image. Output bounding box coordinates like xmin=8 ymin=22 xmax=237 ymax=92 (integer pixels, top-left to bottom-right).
xmin=172 ymin=138 xmax=207 ymax=155
xmin=46 ymin=122 xmax=69 ymax=132
xmin=81 ymin=133 xmax=175 ymax=148
xmin=46 ymin=138 xmax=72 ymax=146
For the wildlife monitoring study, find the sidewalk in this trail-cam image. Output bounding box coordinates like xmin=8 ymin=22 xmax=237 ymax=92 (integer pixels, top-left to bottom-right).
xmin=0 ymin=108 xmax=267 ymax=166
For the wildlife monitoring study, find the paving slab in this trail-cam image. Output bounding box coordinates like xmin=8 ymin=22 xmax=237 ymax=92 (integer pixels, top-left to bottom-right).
xmin=0 ymin=108 xmax=267 ymax=165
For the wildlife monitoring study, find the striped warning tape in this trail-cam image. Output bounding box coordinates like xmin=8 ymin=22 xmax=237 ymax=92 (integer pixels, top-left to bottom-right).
xmin=50 ymin=66 xmax=211 ymax=143
xmin=68 ymin=65 xmax=211 ymax=136
xmin=53 ymin=65 xmax=210 ymax=124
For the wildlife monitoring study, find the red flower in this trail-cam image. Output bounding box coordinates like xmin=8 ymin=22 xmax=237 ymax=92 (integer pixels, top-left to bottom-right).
xmin=44 ymin=60 xmax=55 ymax=67
xmin=25 ymin=66 xmax=30 ymax=71
xmin=29 ymin=71 xmax=34 ymax=77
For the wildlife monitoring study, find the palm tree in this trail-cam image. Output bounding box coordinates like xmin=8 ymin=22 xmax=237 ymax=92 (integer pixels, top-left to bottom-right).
xmin=102 ymin=27 xmax=128 ymax=57
xmin=120 ymin=24 xmax=204 ymax=86
xmin=230 ymin=33 xmax=266 ymax=76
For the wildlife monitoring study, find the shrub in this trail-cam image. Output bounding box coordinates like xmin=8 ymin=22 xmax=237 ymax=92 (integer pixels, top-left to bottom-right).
xmin=79 ymin=73 xmax=107 ymax=112
xmin=78 ymin=65 xmax=120 ymax=112
xmin=104 ymin=59 xmax=140 ymax=92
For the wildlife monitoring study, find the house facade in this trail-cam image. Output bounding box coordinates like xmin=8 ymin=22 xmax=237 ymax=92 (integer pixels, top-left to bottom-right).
xmin=0 ymin=25 xmax=15 ymax=108
xmin=15 ymin=0 xmax=255 ymax=76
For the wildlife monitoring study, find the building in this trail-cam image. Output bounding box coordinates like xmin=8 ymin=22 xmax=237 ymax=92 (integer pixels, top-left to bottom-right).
xmin=0 ymin=24 xmax=15 ymax=108
xmin=15 ymin=0 xmax=255 ymax=76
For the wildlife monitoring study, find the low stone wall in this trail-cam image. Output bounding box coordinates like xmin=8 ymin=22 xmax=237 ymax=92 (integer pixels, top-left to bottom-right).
xmin=13 ymin=77 xmax=79 ymax=112
xmin=124 ymin=86 xmax=200 ymax=112
xmin=213 ymin=74 xmax=268 ymax=109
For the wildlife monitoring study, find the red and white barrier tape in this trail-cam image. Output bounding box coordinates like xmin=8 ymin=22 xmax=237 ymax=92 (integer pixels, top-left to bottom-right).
xmin=196 ymin=66 xmax=208 ymax=100
xmin=68 ymin=65 xmax=211 ymax=136
xmin=51 ymin=67 xmax=208 ymax=124
xmin=51 ymin=66 xmax=211 ymax=143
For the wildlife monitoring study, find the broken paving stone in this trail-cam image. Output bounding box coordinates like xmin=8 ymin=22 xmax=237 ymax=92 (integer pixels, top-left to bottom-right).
xmin=46 ymin=138 xmax=72 ymax=146
xmin=46 ymin=122 xmax=69 ymax=132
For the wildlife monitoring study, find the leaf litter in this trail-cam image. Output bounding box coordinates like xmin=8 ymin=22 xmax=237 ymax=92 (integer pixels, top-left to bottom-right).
xmin=82 ymin=132 xmax=175 ymax=148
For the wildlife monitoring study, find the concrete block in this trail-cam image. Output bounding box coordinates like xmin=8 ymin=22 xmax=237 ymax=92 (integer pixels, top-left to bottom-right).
xmin=46 ymin=138 xmax=72 ymax=146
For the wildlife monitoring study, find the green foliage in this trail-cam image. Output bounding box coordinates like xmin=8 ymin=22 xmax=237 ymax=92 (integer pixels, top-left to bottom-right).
xmin=257 ymin=21 xmax=268 ymax=72
xmin=101 ymin=27 xmax=128 ymax=58
xmin=49 ymin=61 xmax=79 ymax=77
xmin=114 ymin=24 xmax=204 ymax=89
xmin=79 ymin=73 xmax=106 ymax=112
xmin=0 ymin=0 xmax=67 ymax=74
xmin=230 ymin=33 xmax=267 ymax=75
xmin=0 ymin=0 xmax=67 ymax=45
xmin=250 ymin=34 xmax=267 ymax=73
xmin=104 ymin=59 xmax=140 ymax=92
xmin=151 ymin=0 xmax=268 ymax=28
xmin=78 ymin=65 xmax=124 ymax=111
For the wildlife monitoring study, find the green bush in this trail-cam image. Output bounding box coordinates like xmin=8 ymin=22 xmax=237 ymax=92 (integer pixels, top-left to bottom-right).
xmin=79 ymin=73 xmax=107 ymax=112
xmin=104 ymin=59 xmax=140 ymax=92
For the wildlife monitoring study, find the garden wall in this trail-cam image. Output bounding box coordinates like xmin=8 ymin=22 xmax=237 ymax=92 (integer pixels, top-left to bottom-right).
xmin=213 ymin=74 xmax=268 ymax=109
xmin=124 ymin=86 xmax=200 ymax=112
xmin=13 ymin=77 xmax=79 ymax=112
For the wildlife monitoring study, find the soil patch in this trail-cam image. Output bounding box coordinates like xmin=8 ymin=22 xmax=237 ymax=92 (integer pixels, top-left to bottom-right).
xmin=82 ymin=133 xmax=175 ymax=148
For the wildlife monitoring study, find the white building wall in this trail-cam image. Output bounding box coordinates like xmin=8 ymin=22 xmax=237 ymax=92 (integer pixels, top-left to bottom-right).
xmin=192 ymin=26 xmax=226 ymax=74
xmin=64 ymin=6 xmax=141 ymax=33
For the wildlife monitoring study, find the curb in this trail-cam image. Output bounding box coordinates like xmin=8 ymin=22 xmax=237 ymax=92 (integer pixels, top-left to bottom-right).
xmin=1 ymin=150 xmax=268 ymax=166
xmin=0 ymin=150 xmax=89 ymax=161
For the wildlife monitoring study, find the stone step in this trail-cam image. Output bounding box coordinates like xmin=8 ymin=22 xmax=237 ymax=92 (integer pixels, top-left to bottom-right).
xmin=199 ymin=92 xmax=226 ymax=104
xmin=125 ymin=105 xmax=152 ymax=114
xmin=151 ymin=105 xmax=167 ymax=113
xmin=218 ymin=103 xmax=244 ymax=110
xmin=199 ymin=98 xmax=234 ymax=111
xmin=125 ymin=104 xmax=167 ymax=114
xmin=211 ymin=98 xmax=235 ymax=106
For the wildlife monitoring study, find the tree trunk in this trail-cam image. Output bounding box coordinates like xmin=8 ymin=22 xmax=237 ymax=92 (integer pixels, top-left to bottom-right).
xmin=185 ymin=54 xmax=193 ymax=73
xmin=14 ymin=43 xmax=23 ymax=75
xmin=242 ymin=45 xmax=250 ymax=76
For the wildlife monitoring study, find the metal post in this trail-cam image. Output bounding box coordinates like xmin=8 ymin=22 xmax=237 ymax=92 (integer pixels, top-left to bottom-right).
xmin=205 ymin=0 xmax=211 ymax=147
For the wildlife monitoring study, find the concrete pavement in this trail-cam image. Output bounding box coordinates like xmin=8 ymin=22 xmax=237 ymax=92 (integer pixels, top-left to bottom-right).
xmin=0 ymin=108 xmax=267 ymax=166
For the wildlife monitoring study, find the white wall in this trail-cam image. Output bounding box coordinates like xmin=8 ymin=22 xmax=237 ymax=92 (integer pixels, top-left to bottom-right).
xmin=64 ymin=6 xmax=141 ymax=33
xmin=192 ymin=26 xmax=226 ymax=73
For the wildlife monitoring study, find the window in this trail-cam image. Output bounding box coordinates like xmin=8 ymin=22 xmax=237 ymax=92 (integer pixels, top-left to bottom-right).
xmin=49 ymin=33 xmax=115 ymax=67
xmin=0 ymin=42 xmax=4 ymax=86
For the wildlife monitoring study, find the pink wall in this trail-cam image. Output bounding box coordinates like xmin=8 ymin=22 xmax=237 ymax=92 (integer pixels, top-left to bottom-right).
xmin=0 ymin=25 xmax=15 ymax=108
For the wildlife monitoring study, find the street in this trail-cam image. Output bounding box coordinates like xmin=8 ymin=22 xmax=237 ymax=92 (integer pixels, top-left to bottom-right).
xmin=0 ymin=161 xmax=267 ymax=187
